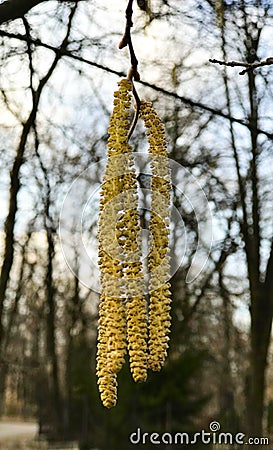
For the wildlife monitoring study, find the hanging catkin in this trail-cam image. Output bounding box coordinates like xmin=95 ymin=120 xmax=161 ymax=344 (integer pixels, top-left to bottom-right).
xmin=97 ymin=79 xmax=134 ymax=408
xmin=97 ymin=79 xmax=172 ymax=407
xmin=140 ymin=101 xmax=172 ymax=372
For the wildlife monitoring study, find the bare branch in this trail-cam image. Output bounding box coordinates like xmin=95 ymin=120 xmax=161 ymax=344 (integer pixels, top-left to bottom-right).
xmin=22 ymin=17 xmax=35 ymax=105
xmin=0 ymin=2 xmax=79 ymax=347
xmin=119 ymin=0 xmax=139 ymax=80
xmin=1 ymin=30 xmax=273 ymax=141
xmin=210 ymin=57 xmax=273 ymax=75
xmin=0 ymin=0 xmax=43 ymax=25
xmin=119 ymin=0 xmax=141 ymax=141
xmin=128 ymin=84 xmax=141 ymax=141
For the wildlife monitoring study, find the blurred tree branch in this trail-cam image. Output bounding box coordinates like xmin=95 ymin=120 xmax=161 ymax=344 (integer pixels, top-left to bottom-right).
xmin=0 ymin=1 xmax=78 ymax=349
xmin=0 ymin=0 xmax=85 ymax=25
xmin=0 ymin=0 xmax=43 ymax=25
xmin=0 ymin=29 xmax=272 ymax=141
xmin=210 ymin=57 xmax=273 ymax=75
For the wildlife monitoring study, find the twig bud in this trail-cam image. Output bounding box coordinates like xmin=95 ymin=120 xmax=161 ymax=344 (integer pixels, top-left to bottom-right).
xmin=119 ymin=35 xmax=128 ymax=49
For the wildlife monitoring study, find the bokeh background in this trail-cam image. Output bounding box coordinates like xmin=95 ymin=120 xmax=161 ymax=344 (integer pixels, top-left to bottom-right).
xmin=0 ymin=0 xmax=273 ymax=448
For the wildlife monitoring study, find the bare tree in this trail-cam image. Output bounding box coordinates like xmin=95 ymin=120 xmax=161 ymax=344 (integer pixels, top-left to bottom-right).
xmin=0 ymin=2 xmax=79 ymax=415
xmin=215 ymin=1 xmax=273 ymax=436
xmin=0 ymin=0 xmax=47 ymax=25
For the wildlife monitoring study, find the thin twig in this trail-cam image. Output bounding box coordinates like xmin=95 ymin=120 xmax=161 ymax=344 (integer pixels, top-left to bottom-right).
xmin=128 ymin=83 xmax=141 ymax=141
xmin=209 ymin=57 xmax=273 ymax=75
xmin=119 ymin=0 xmax=141 ymax=141
xmin=22 ymin=17 xmax=35 ymax=104
xmin=128 ymin=84 xmax=141 ymax=141
xmin=119 ymin=0 xmax=140 ymax=81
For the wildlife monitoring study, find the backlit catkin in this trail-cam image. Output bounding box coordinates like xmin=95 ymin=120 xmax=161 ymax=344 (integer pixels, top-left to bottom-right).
xmin=97 ymin=80 xmax=172 ymax=408
xmin=97 ymin=79 xmax=133 ymax=408
xmin=140 ymin=101 xmax=172 ymax=372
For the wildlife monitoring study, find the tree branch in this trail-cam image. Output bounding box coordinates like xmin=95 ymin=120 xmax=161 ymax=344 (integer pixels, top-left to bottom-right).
xmin=264 ymin=239 xmax=273 ymax=303
xmin=119 ymin=0 xmax=141 ymax=141
xmin=210 ymin=57 xmax=273 ymax=75
xmin=119 ymin=0 xmax=140 ymax=81
xmin=1 ymin=30 xmax=273 ymax=141
xmin=182 ymin=211 xmax=238 ymax=326
xmin=22 ymin=17 xmax=35 ymax=105
xmin=0 ymin=2 xmax=78 ymax=348
xmin=0 ymin=0 xmax=44 ymax=25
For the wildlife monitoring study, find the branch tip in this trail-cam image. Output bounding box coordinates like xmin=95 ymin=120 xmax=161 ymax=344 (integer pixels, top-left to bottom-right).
xmin=210 ymin=57 xmax=273 ymax=75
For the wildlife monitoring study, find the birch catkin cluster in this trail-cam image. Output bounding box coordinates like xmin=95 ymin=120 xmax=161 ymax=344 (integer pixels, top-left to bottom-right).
xmin=97 ymin=78 xmax=172 ymax=408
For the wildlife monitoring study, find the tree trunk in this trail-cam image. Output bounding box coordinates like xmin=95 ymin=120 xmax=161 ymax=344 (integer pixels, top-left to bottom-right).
xmin=45 ymin=227 xmax=62 ymax=431
xmin=65 ymin=265 xmax=80 ymax=434
xmin=0 ymin=112 xmax=38 ymax=347
xmin=0 ymin=24 xmax=71 ymax=348
xmin=247 ymin=284 xmax=273 ymax=437
xmin=219 ymin=272 xmax=238 ymax=431
xmin=0 ymin=9 xmax=76 ymax=418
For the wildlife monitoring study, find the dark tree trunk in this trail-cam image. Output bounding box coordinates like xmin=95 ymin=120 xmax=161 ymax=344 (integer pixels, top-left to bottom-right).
xmin=0 ymin=112 xmax=38 ymax=347
xmin=244 ymin=29 xmax=273 ymax=438
xmin=64 ymin=264 xmax=80 ymax=436
xmin=0 ymin=25 xmax=70 ymax=348
xmin=220 ymin=12 xmax=273 ymax=437
xmin=219 ymin=272 xmax=238 ymax=431
xmin=45 ymin=227 xmax=63 ymax=430
xmin=0 ymin=8 xmax=76 ymax=417
xmin=247 ymin=283 xmax=273 ymax=437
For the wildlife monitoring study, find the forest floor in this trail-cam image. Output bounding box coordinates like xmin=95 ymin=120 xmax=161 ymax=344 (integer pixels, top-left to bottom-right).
xmin=0 ymin=420 xmax=40 ymax=449
xmin=0 ymin=420 xmax=79 ymax=449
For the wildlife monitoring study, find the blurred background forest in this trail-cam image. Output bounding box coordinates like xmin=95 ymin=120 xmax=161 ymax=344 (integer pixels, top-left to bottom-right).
xmin=0 ymin=0 xmax=273 ymax=449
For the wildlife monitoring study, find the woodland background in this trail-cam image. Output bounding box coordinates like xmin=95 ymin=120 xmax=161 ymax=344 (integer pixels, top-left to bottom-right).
xmin=0 ymin=0 xmax=273 ymax=449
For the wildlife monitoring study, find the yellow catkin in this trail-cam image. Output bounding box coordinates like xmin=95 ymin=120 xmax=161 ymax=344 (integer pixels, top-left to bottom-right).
xmin=107 ymin=79 xmax=148 ymax=384
xmin=140 ymin=101 xmax=172 ymax=372
xmin=115 ymin=169 xmax=148 ymax=383
xmin=125 ymin=256 xmax=148 ymax=382
xmin=97 ymin=79 xmax=133 ymax=407
xmin=96 ymin=297 xmax=118 ymax=409
xmin=97 ymin=80 xmax=172 ymax=407
xmin=116 ymin=142 xmax=148 ymax=384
